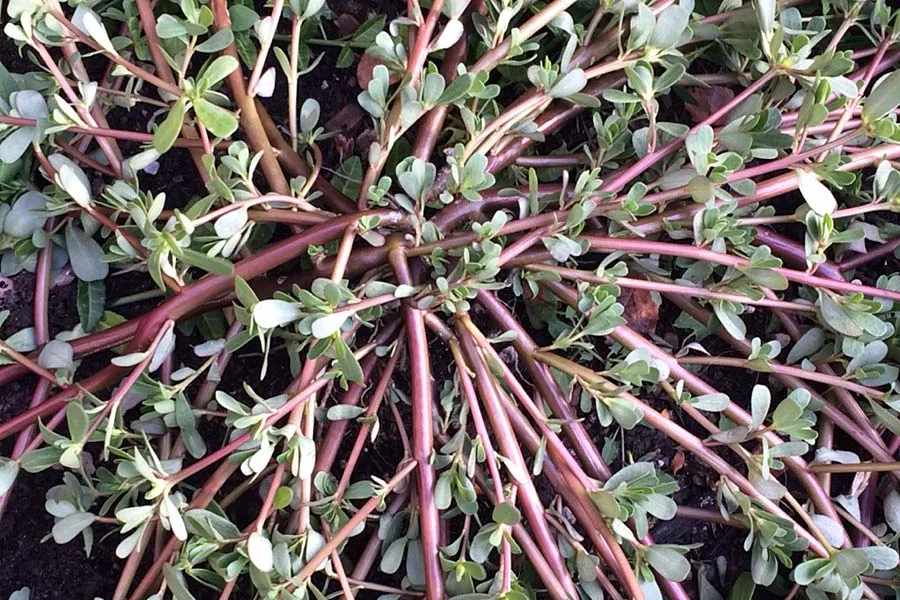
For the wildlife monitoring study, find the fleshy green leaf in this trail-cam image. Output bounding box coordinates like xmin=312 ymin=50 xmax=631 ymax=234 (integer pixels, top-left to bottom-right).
xmin=196 ymin=29 xmax=234 ymax=53
xmin=4 ymin=192 xmax=47 ymax=237
xmin=492 ymin=502 xmax=522 ymax=525
xmin=864 ymin=70 xmax=900 ymax=122
xmin=646 ymin=546 xmax=690 ymax=581
xmin=247 ymin=531 xmax=274 ymax=572
xmin=253 ymin=299 xmax=302 ymax=329
xmin=50 ymin=154 xmax=92 ymax=207
xmin=82 ymin=8 xmax=117 ymax=54
xmin=153 ymin=97 xmax=187 ymax=153
xmin=180 ymin=248 xmax=234 ymax=275
xmin=52 ymin=512 xmax=95 ymax=544
xmin=163 ymin=563 xmax=198 ymax=600
xmin=311 ymin=312 xmax=348 ymax=339
xmin=200 ymin=56 xmax=239 ymax=87
xmin=334 ymin=335 xmax=363 ymax=384
xmin=39 ymin=340 xmax=74 ymax=372
xmin=750 ymin=385 xmax=770 ymax=430
xmin=797 ymin=170 xmax=837 ymax=215
xmin=77 ymin=279 xmax=106 ymax=332
xmin=193 ymin=98 xmax=238 ymax=138
xmin=0 ymin=457 xmax=19 ymax=496
xmin=550 ymin=69 xmax=587 ymax=98
xmin=66 ymin=225 xmax=109 ymax=282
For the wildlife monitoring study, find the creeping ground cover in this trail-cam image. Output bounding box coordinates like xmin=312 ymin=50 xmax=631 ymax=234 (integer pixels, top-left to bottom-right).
xmin=2 ymin=0 xmax=900 ymax=599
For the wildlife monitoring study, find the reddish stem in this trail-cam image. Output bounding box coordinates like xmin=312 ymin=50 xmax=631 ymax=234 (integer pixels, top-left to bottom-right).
xmin=388 ymin=246 xmax=445 ymax=600
xmin=754 ymin=227 xmax=843 ymax=281
xmin=476 ymin=290 xmax=612 ymax=479
xmin=840 ymin=236 xmax=900 ymax=271
xmin=334 ymin=348 xmax=401 ymax=501
xmin=210 ymin=0 xmax=289 ymax=195
xmin=582 ymin=234 xmax=900 ymax=302
xmin=457 ymin=317 xmax=582 ymax=598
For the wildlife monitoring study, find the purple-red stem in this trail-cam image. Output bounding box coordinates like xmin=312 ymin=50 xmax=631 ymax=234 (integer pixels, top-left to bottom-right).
xmin=388 ymin=246 xmax=445 ymax=600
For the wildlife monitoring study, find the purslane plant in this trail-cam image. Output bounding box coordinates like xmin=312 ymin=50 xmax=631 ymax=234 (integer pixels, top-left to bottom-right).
xmin=1 ymin=0 xmax=900 ymax=599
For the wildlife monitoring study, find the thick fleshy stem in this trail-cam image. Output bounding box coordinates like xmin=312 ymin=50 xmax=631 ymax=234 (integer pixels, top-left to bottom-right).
xmin=0 ymin=211 xmax=406 ymax=442
xmin=475 ymin=290 xmax=612 ymax=480
xmin=754 ymin=227 xmax=844 ymax=281
xmin=127 ymin=460 xmax=240 ymax=600
xmin=448 ymin=337 xmax=514 ymax=593
xmin=286 ymin=318 xmax=396 ymax=532
xmin=0 ymin=318 xmax=139 ymax=387
xmin=130 ymin=365 xmax=355 ymax=599
xmin=818 ymin=38 xmax=892 ymax=159
xmin=83 ymin=322 xmax=175 ymax=445
xmin=333 ymin=347 xmax=402 ymax=501
xmin=0 ymin=114 xmax=208 ymax=147
xmin=426 ymin=316 xmax=606 ymax=531
xmin=246 ymin=0 xmax=285 ymax=96
xmin=816 ymin=416 xmax=835 ymax=493
xmin=348 ymin=491 xmax=408 ymax=585
xmin=217 ymin=578 xmax=238 ymax=600
xmin=388 ymin=245 xmax=445 ymax=600
xmin=509 ymin=522 xmax=578 ymax=600
xmin=840 ymin=236 xmax=900 ymax=271
xmin=809 ymin=462 xmax=900 ymax=473
xmin=600 ymin=70 xmax=778 ymax=193
xmin=167 ymin=351 xmax=364 ymax=486
xmin=453 ymin=317 xmax=607 ymax=487
xmin=291 ymin=354 xmax=328 ymax=535
xmin=419 ymin=159 xmax=892 ymax=274
xmin=608 ymin=328 xmax=850 ymax=545
xmin=56 ymin=139 xmax=116 ymax=176
xmin=357 ymin=0 xmax=447 ymax=208
xmin=311 ymin=321 xmax=402 ymax=476
xmin=131 ymin=211 xmax=405 ymax=350
xmin=436 ymin=144 xmax=900 ymax=243
xmin=411 ymin=1 xmax=481 ymax=160
xmin=525 ymin=263 xmax=818 ymax=313
xmin=472 ymin=0 xmax=578 ymax=72
xmin=485 ymin=73 xmax=626 ymax=173
xmin=456 ymin=316 xmax=586 ymax=599
xmin=112 ymin=526 xmax=150 ymax=600
xmin=488 ymin=0 xmax=784 ymax=173
xmin=856 ymin=475 xmax=879 ymax=548
xmin=676 ymin=356 xmax=885 ymax=397
xmin=760 ymin=290 xmax=878 ymax=504
xmin=126 ymin=345 xmax=374 ymax=598
xmin=676 ymin=506 xmax=746 ymax=527
xmin=170 ymin=318 xmax=243 ymax=458
xmin=211 ymin=0 xmax=290 ymax=195
xmin=32 ymin=5 xmax=124 ymax=177
xmin=319 ymin=521 xmax=356 ymax=600
xmin=460 ymin=436 xmax=586 ymax=600
xmin=582 ymin=235 xmax=900 ymax=302
xmin=500 ymin=387 xmax=686 ymax=600
xmin=133 ymin=0 xmax=209 ymax=181
xmin=632 ymin=143 xmax=900 ymax=235
xmin=255 ymin=101 xmax=357 ymax=214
